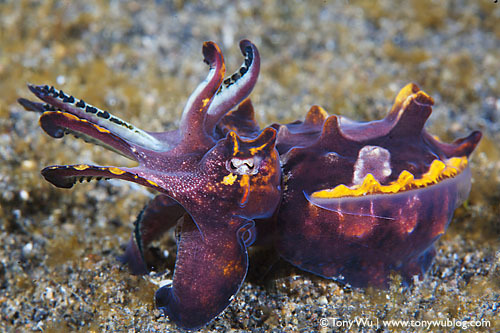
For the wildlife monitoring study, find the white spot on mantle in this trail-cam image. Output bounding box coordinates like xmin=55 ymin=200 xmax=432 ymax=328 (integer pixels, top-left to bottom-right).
xmin=352 ymin=145 xmax=392 ymax=185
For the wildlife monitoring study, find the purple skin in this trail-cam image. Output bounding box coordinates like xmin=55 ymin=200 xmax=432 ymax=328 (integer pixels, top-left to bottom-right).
xmin=19 ymin=40 xmax=282 ymax=330
xmin=271 ymin=84 xmax=481 ymax=287
xmin=19 ymin=40 xmax=482 ymax=328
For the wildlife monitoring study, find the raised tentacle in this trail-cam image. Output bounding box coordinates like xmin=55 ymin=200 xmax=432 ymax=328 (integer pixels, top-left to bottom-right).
xmin=23 ymin=84 xmax=170 ymax=152
xmin=19 ymin=97 xmax=139 ymax=160
xmin=122 ymin=194 xmax=185 ymax=275
xmin=204 ymin=40 xmax=260 ymax=134
xmin=178 ymin=42 xmax=225 ymax=146
xmin=155 ymin=215 xmax=254 ymax=330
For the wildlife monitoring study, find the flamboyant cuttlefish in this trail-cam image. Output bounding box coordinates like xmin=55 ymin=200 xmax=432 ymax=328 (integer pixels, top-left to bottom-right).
xmin=19 ymin=40 xmax=481 ymax=330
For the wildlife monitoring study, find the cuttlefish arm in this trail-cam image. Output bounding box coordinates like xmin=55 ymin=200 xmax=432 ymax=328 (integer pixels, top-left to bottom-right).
xmin=155 ymin=214 xmax=255 ymax=330
xmin=122 ymin=194 xmax=185 ymax=275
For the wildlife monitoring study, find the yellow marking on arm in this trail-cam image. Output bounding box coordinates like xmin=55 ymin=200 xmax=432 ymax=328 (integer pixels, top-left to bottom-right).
xmin=57 ymin=111 xmax=110 ymax=133
xmin=108 ymin=167 xmax=126 ymax=175
xmin=202 ymin=98 xmax=210 ymax=108
xmin=73 ymin=164 xmax=89 ymax=171
xmin=219 ymin=63 xmax=226 ymax=79
xmin=60 ymin=111 xmax=89 ymax=124
xmin=312 ymin=156 xmax=468 ymax=199
xmin=93 ymin=124 xmax=111 ymax=133
xmin=222 ymin=173 xmax=237 ymax=185
xmin=147 ymin=179 xmax=159 ymax=187
xmin=59 ymin=111 xmax=79 ymax=121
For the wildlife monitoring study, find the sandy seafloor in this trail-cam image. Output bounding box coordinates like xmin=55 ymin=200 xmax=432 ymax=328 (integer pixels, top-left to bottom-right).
xmin=0 ymin=1 xmax=499 ymax=332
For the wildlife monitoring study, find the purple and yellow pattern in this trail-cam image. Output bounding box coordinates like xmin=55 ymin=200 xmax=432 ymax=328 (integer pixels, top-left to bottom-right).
xmin=19 ymin=40 xmax=481 ymax=329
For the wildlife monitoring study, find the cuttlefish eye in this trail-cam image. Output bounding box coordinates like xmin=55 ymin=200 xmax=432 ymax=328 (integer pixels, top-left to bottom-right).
xmin=226 ymin=157 xmax=261 ymax=175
